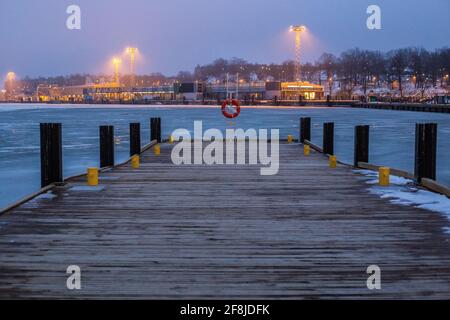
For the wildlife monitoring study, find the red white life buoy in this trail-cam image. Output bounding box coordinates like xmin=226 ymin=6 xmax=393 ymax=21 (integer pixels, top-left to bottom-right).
xmin=221 ymin=99 xmax=241 ymax=119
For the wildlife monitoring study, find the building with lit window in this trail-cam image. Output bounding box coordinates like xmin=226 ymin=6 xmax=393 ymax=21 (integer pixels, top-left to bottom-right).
xmin=280 ymin=81 xmax=324 ymax=100
xmin=31 ymin=80 xmax=324 ymax=103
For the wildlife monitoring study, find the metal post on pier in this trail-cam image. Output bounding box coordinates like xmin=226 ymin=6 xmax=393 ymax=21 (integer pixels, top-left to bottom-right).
xmin=354 ymin=125 xmax=369 ymax=167
xmin=415 ymin=123 xmax=437 ymax=182
xmin=323 ymin=122 xmax=334 ymax=155
xmin=300 ymin=117 xmax=311 ymax=143
xmin=40 ymin=123 xmax=63 ymax=188
xmin=130 ymin=123 xmax=141 ymax=157
xmin=100 ymin=125 xmax=114 ymax=168
xmin=150 ymin=118 xmax=161 ymax=143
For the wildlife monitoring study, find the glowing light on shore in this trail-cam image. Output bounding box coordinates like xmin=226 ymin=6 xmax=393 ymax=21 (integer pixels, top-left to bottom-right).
xmin=289 ymin=25 xmax=306 ymax=82
xmin=125 ymin=47 xmax=138 ymax=87
xmin=6 ymin=72 xmax=16 ymax=81
xmin=112 ymin=58 xmax=122 ymax=85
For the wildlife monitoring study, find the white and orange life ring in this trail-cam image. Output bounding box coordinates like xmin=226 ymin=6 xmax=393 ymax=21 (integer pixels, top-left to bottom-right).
xmin=221 ymin=99 xmax=241 ymax=119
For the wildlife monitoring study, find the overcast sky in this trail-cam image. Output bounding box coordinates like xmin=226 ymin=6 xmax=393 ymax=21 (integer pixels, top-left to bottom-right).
xmin=0 ymin=0 xmax=449 ymax=78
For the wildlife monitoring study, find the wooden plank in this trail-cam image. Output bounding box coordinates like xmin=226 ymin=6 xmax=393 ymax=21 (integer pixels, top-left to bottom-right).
xmin=357 ymin=162 xmax=415 ymax=180
xmin=421 ymin=178 xmax=450 ymax=198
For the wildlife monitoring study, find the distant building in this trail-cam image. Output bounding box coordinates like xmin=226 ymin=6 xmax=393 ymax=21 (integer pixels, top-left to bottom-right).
xmin=204 ymin=81 xmax=324 ymax=101
xmin=175 ymin=82 xmax=205 ymax=100
xmin=0 ymin=90 xmax=6 ymax=101
xmin=36 ymin=85 xmax=60 ymax=102
xmin=265 ymin=81 xmax=281 ymax=99
xmin=204 ymin=81 xmax=266 ymax=100
xmin=31 ymin=80 xmax=324 ymax=103
xmin=280 ymin=82 xmax=324 ymax=100
xmin=83 ymin=85 xmax=176 ymax=102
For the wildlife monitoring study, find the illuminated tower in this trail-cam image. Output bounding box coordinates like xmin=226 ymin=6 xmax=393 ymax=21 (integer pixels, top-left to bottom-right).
xmin=112 ymin=58 xmax=122 ymax=85
xmin=289 ymin=25 xmax=306 ymax=82
xmin=5 ymin=72 xmax=16 ymax=98
xmin=126 ymin=47 xmax=138 ymax=87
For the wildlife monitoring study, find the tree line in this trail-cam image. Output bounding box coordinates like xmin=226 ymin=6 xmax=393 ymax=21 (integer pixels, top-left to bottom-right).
xmin=190 ymin=47 xmax=449 ymax=96
xmin=13 ymin=47 xmax=450 ymax=97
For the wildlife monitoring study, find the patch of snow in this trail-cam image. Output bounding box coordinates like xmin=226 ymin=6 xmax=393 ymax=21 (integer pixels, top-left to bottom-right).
xmin=348 ymin=83 xmax=449 ymax=99
xmin=69 ymin=185 xmax=105 ymax=191
xmin=354 ymin=170 xmax=450 ymax=219
xmin=35 ymin=192 xmax=57 ymax=200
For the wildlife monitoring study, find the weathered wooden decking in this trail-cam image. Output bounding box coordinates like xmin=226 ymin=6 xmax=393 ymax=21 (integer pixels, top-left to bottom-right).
xmin=0 ymin=143 xmax=449 ymax=299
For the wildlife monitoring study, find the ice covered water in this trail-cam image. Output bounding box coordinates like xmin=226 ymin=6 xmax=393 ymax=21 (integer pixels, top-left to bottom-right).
xmin=0 ymin=103 xmax=449 ymax=209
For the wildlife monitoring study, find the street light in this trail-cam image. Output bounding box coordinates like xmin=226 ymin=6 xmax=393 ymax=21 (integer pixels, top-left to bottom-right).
xmin=125 ymin=47 xmax=138 ymax=87
xmin=112 ymin=57 xmax=122 ymax=85
xmin=5 ymin=71 xmax=16 ymax=93
xmin=6 ymin=72 xmax=16 ymax=81
xmin=289 ymin=25 xmax=306 ymax=82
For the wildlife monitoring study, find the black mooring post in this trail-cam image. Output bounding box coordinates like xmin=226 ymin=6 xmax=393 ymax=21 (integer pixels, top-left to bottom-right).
xmin=300 ymin=117 xmax=311 ymax=143
xmin=150 ymin=117 xmax=161 ymax=143
xmin=157 ymin=118 xmax=161 ymax=143
xmin=354 ymin=125 xmax=370 ymax=167
xmin=100 ymin=125 xmax=114 ymax=168
xmin=40 ymin=123 xmax=63 ymax=188
xmin=129 ymin=123 xmax=141 ymax=157
xmin=323 ymin=122 xmax=334 ymax=155
xmin=415 ymin=123 xmax=437 ymax=182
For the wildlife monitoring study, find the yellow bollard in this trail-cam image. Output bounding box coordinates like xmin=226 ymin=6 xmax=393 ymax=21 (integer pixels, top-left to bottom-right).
xmin=287 ymin=135 xmax=293 ymax=143
xmin=169 ymin=135 xmax=174 ymax=144
xmin=154 ymin=144 xmax=161 ymax=156
xmin=131 ymin=155 xmax=140 ymax=169
xmin=303 ymin=144 xmax=310 ymax=156
xmin=87 ymin=167 xmax=99 ymax=186
xmin=379 ymin=167 xmax=390 ymax=186
xmin=329 ymin=155 xmax=337 ymax=168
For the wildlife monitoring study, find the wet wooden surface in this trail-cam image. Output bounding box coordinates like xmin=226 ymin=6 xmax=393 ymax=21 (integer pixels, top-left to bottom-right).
xmin=0 ymin=143 xmax=449 ymax=299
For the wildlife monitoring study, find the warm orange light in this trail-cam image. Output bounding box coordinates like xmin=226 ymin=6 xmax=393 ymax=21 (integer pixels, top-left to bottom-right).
xmin=125 ymin=47 xmax=139 ymax=87
xmin=126 ymin=47 xmax=138 ymax=55
xmin=112 ymin=57 xmax=121 ymax=66
xmin=6 ymin=72 xmax=16 ymax=81
xmin=112 ymin=58 xmax=122 ymax=85
xmin=289 ymin=25 xmax=307 ymax=81
xmin=290 ymin=25 xmax=306 ymax=32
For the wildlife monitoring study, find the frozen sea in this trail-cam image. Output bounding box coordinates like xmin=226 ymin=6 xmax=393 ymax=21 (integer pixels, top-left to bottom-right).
xmin=0 ymin=103 xmax=449 ymax=209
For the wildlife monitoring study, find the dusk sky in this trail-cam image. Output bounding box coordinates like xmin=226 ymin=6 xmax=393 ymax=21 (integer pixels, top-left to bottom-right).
xmin=1 ymin=0 xmax=449 ymax=78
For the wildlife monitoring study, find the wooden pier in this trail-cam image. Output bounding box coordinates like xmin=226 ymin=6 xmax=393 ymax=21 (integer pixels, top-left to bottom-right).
xmin=1 ymin=142 xmax=449 ymax=299
xmin=353 ymin=102 xmax=450 ymax=113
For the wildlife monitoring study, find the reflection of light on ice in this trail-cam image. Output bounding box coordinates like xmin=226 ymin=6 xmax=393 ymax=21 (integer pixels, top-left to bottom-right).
xmin=355 ymin=170 xmax=450 ymax=233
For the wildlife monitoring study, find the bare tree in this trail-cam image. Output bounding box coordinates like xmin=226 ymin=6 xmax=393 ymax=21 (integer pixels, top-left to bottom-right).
xmin=387 ymin=49 xmax=409 ymax=97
